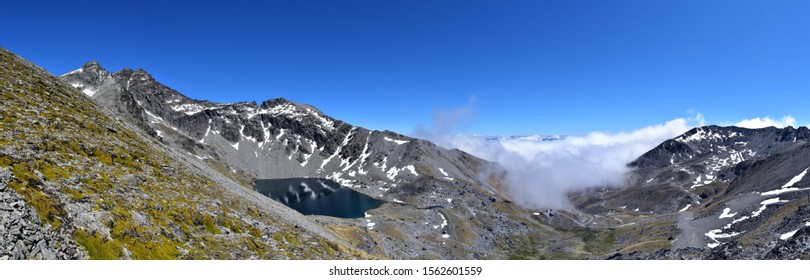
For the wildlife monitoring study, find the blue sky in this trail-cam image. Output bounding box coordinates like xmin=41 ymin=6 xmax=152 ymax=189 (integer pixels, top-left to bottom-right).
xmin=3 ymin=0 xmax=809 ymax=135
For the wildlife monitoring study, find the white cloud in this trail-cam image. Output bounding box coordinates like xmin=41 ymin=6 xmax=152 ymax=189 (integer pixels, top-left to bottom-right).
xmin=422 ymin=116 xmax=701 ymax=209
xmin=735 ymin=116 xmax=795 ymax=129
xmin=414 ymin=108 xmax=802 ymax=210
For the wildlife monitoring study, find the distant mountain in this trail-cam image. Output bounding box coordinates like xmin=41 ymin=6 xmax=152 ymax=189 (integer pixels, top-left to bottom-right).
xmin=573 ymin=125 xmax=810 ymax=259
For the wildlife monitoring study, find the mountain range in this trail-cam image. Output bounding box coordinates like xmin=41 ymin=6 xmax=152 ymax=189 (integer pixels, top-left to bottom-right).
xmin=2 ymin=47 xmax=809 ymax=259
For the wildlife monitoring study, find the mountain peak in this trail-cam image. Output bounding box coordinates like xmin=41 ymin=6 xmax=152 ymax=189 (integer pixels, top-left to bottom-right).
xmin=82 ymin=60 xmax=101 ymax=68
xmin=62 ymin=60 xmax=110 ymax=79
xmin=260 ymin=97 xmax=292 ymax=109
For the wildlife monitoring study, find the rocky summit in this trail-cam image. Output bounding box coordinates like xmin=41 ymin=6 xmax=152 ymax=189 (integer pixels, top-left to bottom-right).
xmin=3 ymin=46 xmax=810 ymax=259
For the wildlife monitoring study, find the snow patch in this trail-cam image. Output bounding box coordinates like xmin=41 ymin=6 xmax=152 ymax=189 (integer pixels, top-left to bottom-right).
xmin=198 ymin=124 xmax=211 ymax=144
xmin=719 ymin=208 xmax=737 ymax=219
xmin=780 ymin=229 xmax=799 ymax=240
xmin=143 ymin=110 xmax=164 ymax=124
xmin=679 ymin=204 xmax=692 ymax=212
xmin=384 ymin=136 xmax=409 ymax=145
xmin=761 ymin=187 xmax=810 ymax=196
xmin=357 ymin=135 xmax=372 ymax=175
xmin=320 ymin=127 xmax=356 ymax=170
xmin=300 ymin=152 xmax=312 ymax=167
xmin=761 ymin=197 xmax=788 ymax=206
xmin=62 ymin=68 xmax=83 ymax=76
xmin=82 ymin=88 xmax=98 ymax=97
xmin=386 ymin=167 xmax=401 ymax=180
xmin=437 ymin=213 xmax=448 ymax=229
xmin=405 ymin=165 xmax=418 ymax=176
xmin=705 ymin=229 xmax=741 ymax=248
xmin=265 ymin=103 xmax=335 ymax=131
xmin=761 ymin=168 xmax=809 ymax=196
xmin=781 ymin=168 xmax=807 ymax=188
xmin=386 ymin=165 xmax=418 ymax=180
xmin=170 ymin=103 xmax=205 ymax=115
xmin=752 ymin=197 xmax=788 ymax=218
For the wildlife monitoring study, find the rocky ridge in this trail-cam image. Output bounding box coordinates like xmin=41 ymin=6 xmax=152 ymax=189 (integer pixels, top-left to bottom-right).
xmin=60 ymin=62 xmax=491 ymax=197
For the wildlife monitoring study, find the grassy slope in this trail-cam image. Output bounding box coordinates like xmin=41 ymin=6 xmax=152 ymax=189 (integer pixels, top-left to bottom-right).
xmin=0 ymin=48 xmax=349 ymax=259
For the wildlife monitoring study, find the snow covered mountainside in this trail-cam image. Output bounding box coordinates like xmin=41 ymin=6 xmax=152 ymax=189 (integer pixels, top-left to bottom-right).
xmin=59 ymin=62 xmax=492 ymax=196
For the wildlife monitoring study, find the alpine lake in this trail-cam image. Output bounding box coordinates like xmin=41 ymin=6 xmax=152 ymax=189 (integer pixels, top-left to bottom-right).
xmin=253 ymin=178 xmax=385 ymax=218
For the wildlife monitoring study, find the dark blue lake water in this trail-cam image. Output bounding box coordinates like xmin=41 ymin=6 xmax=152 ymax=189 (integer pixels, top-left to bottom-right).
xmin=253 ymin=178 xmax=385 ymax=218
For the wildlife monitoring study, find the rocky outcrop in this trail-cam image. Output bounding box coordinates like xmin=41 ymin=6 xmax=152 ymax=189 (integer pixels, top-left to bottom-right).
xmin=0 ymin=168 xmax=84 ymax=260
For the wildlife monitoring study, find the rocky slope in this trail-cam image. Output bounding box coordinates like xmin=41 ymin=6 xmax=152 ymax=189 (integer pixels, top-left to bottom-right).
xmin=571 ymin=125 xmax=810 ymax=259
xmin=1 ymin=47 xmax=352 ymax=259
